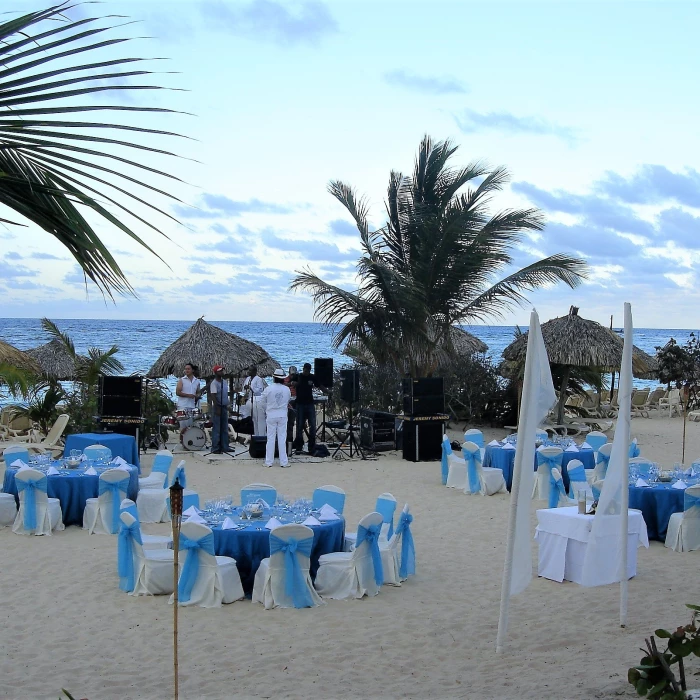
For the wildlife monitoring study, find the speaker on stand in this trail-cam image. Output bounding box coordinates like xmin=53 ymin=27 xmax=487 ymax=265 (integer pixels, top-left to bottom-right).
xmin=314 ymin=358 xmax=334 ymax=442
xmin=333 ymin=369 xmax=365 ymax=459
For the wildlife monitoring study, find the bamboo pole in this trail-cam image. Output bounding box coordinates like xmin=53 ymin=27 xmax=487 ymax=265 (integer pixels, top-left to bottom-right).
xmin=173 ymin=524 xmax=179 ymax=700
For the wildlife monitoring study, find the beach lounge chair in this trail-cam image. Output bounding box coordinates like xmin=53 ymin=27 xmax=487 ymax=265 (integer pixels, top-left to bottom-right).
xmin=0 ymin=414 xmax=70 ymax=457
xmin=643 ymin=387 xmax=666 ymax=411
xmin=659 ymin=388 xmax=683 ymax=417
xmin=630 ymin=388 xmax=650 ymax=418
xmin=252 ymin=524 xmax=324 ymax=609
xmin=12 ymin=467 xmax=64 ymax=536
xmin=312 ymin=485 xmax=346 ymax=514
xmin=379 ymin=504 xmax=415 ymax=586
xmin=83 ymin=468 xmax=130 ymax=534
xmin=664 ymin=485 xmax=700 ymax=552
xmin=315 ymin=511 xmax=384 ymax=600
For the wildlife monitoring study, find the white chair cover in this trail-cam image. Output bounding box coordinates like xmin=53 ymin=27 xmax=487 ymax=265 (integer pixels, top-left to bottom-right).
xmin=0 ymin=493 xmax=18 ymax=527
xmin=380 ymin=503 xmax=416 ymax=586
xmin=12 ymin=467 xmax=64 ymax=535
xmin=566 ymin=459 xmax=592 ymax=500
xmin=252 ymin=524 xmax=324 ymax=609
xmin=593 ymin=443 xmax=612 ymax=481
xmin=119 ymin=512 xmax=174 ymax=596
xmin=83 ymin=468 xmax=130 ymax=534
xmin=315 ymin=511 xmax=384 ymax=600
xmin=665 ymin=485 xmax=700 ymax=552
xmin=445 ymin=448 xmax=467 ymax=489
xmin=83 ymin=444 xmax=112 ymax=461
xmin=462 ymin=441 xmax=506 ymax=496
xmin=138 ymin=450 xmax=173 ymax=489
xmin=3 ymin=444 xmax=30 ymax=465
xmin=169 ymin=521 xmax=244 ymax=607
xmin=464 ymin=428 xmax=484 ymax=448
xmin=586 ymin=431 xmax=608 ymax=455
xmin=549 ymin=468 xmax=573 ymax=508
xmin=137 ymin=459 xmax=186 ymax=523
xmin=120 ymin=499 xmax=172 ymax=550
xmin=344 ymin=493 xmax=395 ymax=549
xmin=533 ymin=446 xmax=564 ymax=502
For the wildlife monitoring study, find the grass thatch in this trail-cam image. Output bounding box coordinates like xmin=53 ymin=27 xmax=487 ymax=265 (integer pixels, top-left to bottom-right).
xmin=0 ymin=339 xmax=41 ymax=373
xmin=501 ymin=306 xmax=657 ymax=377
xmin=147 ymin=318 xmax=280 ymax=379
xmin=27 ymin=339 xmax=88 ymax=380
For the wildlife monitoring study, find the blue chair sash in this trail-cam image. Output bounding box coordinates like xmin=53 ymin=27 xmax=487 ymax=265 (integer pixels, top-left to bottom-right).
xmin=99 ymin=477 xmax=130 ymax=534
xmin=152 ymin=454 xmax=172 ymax=475
xmin=172 ymin=466 xmax=186 ymax=489
xmin=356 ymin=523 xmax=384 ymax=586
xmin=586 ymin=436 xmax=607 ymax=453
xmin=465 ymin=432 xmax=484 ymax=448
xmin=596 ymin=452 xmax=610 ymax=476
xmin=441 ymin=440 xmax=451 ymax=486
xmin=375 ymin=498 xmax=396 ymax=539
xmin=629 ymin=442 xmax=640 ymax=458
xmin=462 ymin=446 xmax=480 ymax=494
xmin=269 ymin=534 xmax=315 ymax=608
xmin=591 ymin=483 xmax=602 ymax=501
xmin=16 ymin=475 xmax=47 ymax=531
xmin=178 ymin=532 xmax=215 ymax=603
xmin=313 ymin=490 xmax=345 ymax=514
xmin=117 ymin=520 xmax=142 ymax=592
xmin=567 ymin=464 xmax=587 ymax=497
xmin=395 ymin=512 xmax=415 ymax=578
xmin=6 ymin=449 xmax=29 ymax=465
xmin=548 ymin=472 xmax=567 ymax=508
xmin=120 ymin=501 xmax=139 ymax=520
xmin=684 ymin=491 xmax=700 ymax=515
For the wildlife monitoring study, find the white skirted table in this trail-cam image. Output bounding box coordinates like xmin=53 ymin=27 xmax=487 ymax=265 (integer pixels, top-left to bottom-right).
xmin=535 ymin=506 xmax=649 ymax=586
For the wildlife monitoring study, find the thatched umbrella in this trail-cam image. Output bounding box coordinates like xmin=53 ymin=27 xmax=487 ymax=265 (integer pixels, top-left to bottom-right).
xmin=0 ymin=339 xmax=41 ymax=373
xmin=27 ymin=339 xmax=88 ymax=380
xmin=502 ymin=306 xmax=658 ymax=423
xmin=147 ymin=318 xmax=280 ymax=380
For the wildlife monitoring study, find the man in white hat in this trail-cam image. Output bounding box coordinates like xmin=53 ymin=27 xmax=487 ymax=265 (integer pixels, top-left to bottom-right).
xmin=259 ymin=368 xmax=292 ymax=467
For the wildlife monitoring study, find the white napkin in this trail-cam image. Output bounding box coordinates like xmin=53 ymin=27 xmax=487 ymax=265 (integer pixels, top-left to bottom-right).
xmin=502 ymin=443 xmax=516 ymax=451
xmin=318 ymin=503 xmax=337 ymax=516
xmin=635 ymin=478 xmax=650 ymax=488
xmin=185 ymin=512 xmax=206 ymax=524
xmin=221 ymin=517 xmax=236 ymax=530
xmin=580 ymin=442 xmax=593 ymax=450
xmin=111 ymin=456 xmax=128 ymax=466
xmin=182 ymin=505 xmax=201 ymax=517
xmin=672 ymin=480 xmax=688 ymax=490
xmin=488 ymin=439 xmax=500 ymax=446
xmin=302 ymin=515 xmax=321 ymax=526
xmin=319 ymin=511 xmax=340 ymax=521
xmin=565 ymin=445 xmax=579 ymax=452
xmin=84 ymin=466 xmax=97 ymax=475
xmin=46 ymin=466 xmax=60 ymax=475
xmin=10 ymin=459 xmax=28 ymax=470
xmin=265 ymin=517 xmax=282 ymax=530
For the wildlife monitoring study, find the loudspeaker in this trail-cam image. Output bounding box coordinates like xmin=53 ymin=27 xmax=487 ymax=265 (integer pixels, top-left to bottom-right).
xmin=339 ymin=369 xmax=360 ymax=403
xmin=314 ymin=358 xmax=334 ymax=388
xmin=99 ymin=375 xmax=142 ymax=417
xmin=403 ymin=394 xmax=445 ymax=416
xmin=402 ymin=377 xmax=444 ymax=397
xmin=101 ymin=375 xmax=142 ymax=398
xmin=249 ymin=435 xmax=284 ymax=459
xmin=100 ymin=395 xmax=141 ymax=417
xmin=402 ymin=420 xmax=443 ymax=462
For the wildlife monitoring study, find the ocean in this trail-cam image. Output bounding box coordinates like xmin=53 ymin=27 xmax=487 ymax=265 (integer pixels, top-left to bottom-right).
xmin=1 ymin=318 xmax=695 ymax=395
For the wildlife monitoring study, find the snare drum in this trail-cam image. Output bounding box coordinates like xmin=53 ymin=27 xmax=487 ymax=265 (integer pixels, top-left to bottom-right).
xmin=175 ymin=409 xmax=189 ymax=420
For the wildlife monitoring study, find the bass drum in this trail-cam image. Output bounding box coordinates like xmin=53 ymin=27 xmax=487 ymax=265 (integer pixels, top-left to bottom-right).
xmin=182 ymin=426 xmax=206 ymax=451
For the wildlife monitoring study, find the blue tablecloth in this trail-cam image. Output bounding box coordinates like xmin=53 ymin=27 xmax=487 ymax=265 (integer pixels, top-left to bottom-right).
xmin=212 ymin=518 xmax=345 ymax=596
xmin=3 ymin=464 xmax=139 ymax=527
xmin=483 ymin=445 xmax=596 ymax=492
xmin=628 ymin=484 xmax=685 ymax=541
xmin=64 ymin=433 xmax=140 ymax=471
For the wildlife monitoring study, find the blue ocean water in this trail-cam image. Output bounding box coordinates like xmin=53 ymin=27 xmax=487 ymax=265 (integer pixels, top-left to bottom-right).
xmin=1 ymin=318 xmax=695 ymax=393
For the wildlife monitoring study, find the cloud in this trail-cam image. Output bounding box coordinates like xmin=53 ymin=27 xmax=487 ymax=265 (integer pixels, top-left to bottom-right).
xmin=455 ymin=109 xmax=578 ymax=144
xmin=544 ymin=222 xmax=639 ymax=259
xmin=260 ymin=231 xmax=358 ymax=262
xmin=5 ymin=252 xmax=22 ymax=260
xmin=182 ymin=280 xmax=233 ymax=296
xmin=656 ymin=208 xmax=700 ymax=250
xmin=383 ymin=70 xmax=468 ymax=95
xmin=210 ymin=236 xmax=250 ymax=254
xmin=29 ymin=252 xmax=64 ymax=260
xmin=174 ymin=195 xmax=298 ymax=219
xmin=0 ymin=261 xmax=37 ymax=279
xmin=329 ymin=219 xmax=358 ymax=237
xmin=202 ymin=1 xmax=338 ymax=46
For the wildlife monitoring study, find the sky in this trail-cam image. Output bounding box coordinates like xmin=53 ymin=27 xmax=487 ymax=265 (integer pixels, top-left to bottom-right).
xmin=2 ymin=0 xmax=700 ymax=328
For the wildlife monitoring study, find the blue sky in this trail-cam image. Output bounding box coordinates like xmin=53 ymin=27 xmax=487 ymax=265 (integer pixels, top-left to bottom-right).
xmin=2 ymin=0 xmax=700 ymax=328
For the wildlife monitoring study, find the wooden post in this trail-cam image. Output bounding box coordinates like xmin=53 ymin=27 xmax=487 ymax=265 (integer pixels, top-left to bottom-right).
xmin=170 ymin=478 xmax=184 ymax=700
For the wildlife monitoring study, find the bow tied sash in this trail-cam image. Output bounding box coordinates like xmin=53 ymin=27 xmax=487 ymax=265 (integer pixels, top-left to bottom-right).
xmin=99 ymin=477 xmax=130 ymax=534
xmin=567 ymin=464 xmax=586 ymax=484
xmin=462 ymin=447 xmax=481 ymax=494
xmin=684 ymin=491 xmax=700 ymax=516
xmin=178 ymin=532 xmax=214 ymax=603
xmin=629 ymin=443 xmax=640 ymax=458
xmin=356 ymin=523 xmax=384 ymax=586
xmin=395 ymin=512 xmax=415 ymax=578
xmin=596 ymin=452 xmax=610 ymax=477
xmin=16 ymin=475 xmax=47 ymax=531
xmin=118 ymin=521 xmax=143 ymax=592
xmin=548 ymin=471 xmax=567 ymax=509
xmin=441 ymin=440 xmax=451 ymax=486
xmin=269 ymin=534 xmax=315 ymax=608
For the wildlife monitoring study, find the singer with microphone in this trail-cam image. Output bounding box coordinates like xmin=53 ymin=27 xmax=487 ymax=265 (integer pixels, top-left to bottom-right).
xmin=209 ymin=364 xmax=230 ymax=454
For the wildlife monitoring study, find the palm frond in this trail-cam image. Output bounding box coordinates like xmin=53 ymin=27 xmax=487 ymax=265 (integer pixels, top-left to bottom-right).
xmin=41 ymin=317 xmax=76 ymax=357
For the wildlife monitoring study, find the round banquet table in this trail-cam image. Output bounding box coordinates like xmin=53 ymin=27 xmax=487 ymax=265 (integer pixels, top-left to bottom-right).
xmin=628 ymin=484 xmax=685 ymax=541
xmin=3 ymin=464 xmax=139 ymax=527
xmin=63 ymin=433 xmax=140 ymax=471
xmin=212 ymin=517 xmax=345 ymax=596
xmin=483 ymin=444 xmax=596 ymax=492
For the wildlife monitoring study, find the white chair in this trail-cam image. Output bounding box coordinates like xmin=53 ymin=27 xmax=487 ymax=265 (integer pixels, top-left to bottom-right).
xmin=593 ymin=443 xmax=612 ymax=481
xmin=252 ymin=524 xmax=324 ymax=609
xmin=445 ymin=442 xmax=467 ymax=490
xmin=312 ymin=485 xmax=345 ymax=514
xmin=462 ymin=441 xmax=506 ymax=496
xmin=380 ymin=504 xmax=415 ymax=586
xmin=3 ymin=444 xmax=30 ymax=466
xmin=344 ymin=493 xmax=395 ymax=551
xmin=83 ymin=444 xmax=112 ymax=461
xmin=2 ymin=414 xmax=69 ymax=457
xmin=0 ymin=492 xmax=17 ymax=527
xmin=12 ymin=467 xmax=64 ymax=535
xmin=664 ymin=485 xmax=700 ymax=552
xmin=315 ymin=511 xmax=384 ymax=600
xmin=83 ymin=468 xmax=131 ymax=534
xmin=464 ymin=428 xmax=484 ymax=448
xmin=138 ymin=450 xmax=173 ymax=489
xmin=241 ymin=483 xmax=277 ymax=506
xmin=118 ymin=512 xmax=174 ymax=596
xmin=137 ymin=459 xmax=186 ymax=524
xmin=566 ymin=459 xmax=591 ymax=500
xmin=170 ymin=521 xmax=244 ymax=607
xmin=659 ymin=388 xmax=683 ymax=418
xmin=585 ymin=431 xmax=608 ymax=456
xmin=533 ymin=446 xmax=564 ymax=502
xmin=120 ymin=499 xmax=172 ymax=550
xmin=549 ymin=468 xmax=572 ymax=508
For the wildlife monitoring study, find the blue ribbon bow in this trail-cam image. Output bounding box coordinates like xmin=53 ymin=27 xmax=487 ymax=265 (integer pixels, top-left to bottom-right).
xmin=16 ymin=475 xmax=47 ymax=531
xmin=178 ymin=532 xmax=214 ymax=603
xmin=596 ymin=452 xmax=610 ymax=477
xmin=629 ymin=442 xmax=640 ymax=458
xmin=465 ymin=433 xmax=484 ymax=448
xmin=99 ymin=477 xmax=130 ymax=534
xmin=566 ymin=464 xmax=587 ymax=497
xmin=462 ymin=446 xmax=481 ymax=494
xmin=172 ymin=466 xmax=186 ymax=489
xmin=441 ymin=440 xmax=451 ymax=486
xmin=117 ymin=520 xmax=143 ymax=592
xmin=356 ymin=523 xmax=384 ymax=586
xmin=395 ymin=512 xmax=415 ymax=579
xmin=684 ymin=491 xmax=700 ymax=514
xmin=548 ymin=471 xmax=567 ymax=508
xmin=269 ymin=534 xmax=315 ymax=608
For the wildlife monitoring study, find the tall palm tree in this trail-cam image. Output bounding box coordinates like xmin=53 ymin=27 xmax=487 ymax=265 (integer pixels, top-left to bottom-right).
xmin=291 ymin=136 xmax=588 ymax=377
xmin=0 ymin=2 xmax=186 ymax=297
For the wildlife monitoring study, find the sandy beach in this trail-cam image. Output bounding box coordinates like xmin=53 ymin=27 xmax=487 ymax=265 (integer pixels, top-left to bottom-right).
xmin=1 ymin=414 xmax=698 ymax=700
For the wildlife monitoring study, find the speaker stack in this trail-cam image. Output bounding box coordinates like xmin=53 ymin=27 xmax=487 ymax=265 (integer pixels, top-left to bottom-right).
xmin=339 ymin=368 xmax=360 ymax=403
xmin=97 ymin=375 xmax=144 ymax=442
xmin=401 ymin=377 xmax=446 ymax=462
xmin=313 ymin=358 xmax=334 ymax=388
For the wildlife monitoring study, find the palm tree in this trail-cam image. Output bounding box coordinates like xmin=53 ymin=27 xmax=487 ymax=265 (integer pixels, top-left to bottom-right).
xmin=0 ymin=3 xmax=186 ymax=297
xmin=291 ymin=136 xmax=588 ymax=377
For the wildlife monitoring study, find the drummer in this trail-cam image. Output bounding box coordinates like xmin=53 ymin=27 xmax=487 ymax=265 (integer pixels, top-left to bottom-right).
xmin=175 ymin=362 xmax=201 ymax=445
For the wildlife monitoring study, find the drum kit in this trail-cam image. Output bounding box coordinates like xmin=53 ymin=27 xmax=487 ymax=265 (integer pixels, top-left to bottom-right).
xmin=174 ymin=408 xmax=209 ymax=451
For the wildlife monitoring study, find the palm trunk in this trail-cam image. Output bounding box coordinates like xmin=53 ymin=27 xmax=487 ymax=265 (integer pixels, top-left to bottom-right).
xmin=557 ymin=366 xmax=572 ymax=425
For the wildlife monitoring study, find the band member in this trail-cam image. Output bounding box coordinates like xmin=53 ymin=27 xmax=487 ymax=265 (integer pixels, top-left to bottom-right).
xmin=292 ymin=362 xmax=324 ymax=454
xmin=175 ymin=362 xmax=200 ymax=445
xmin=259 ymin=368 xmax=291 ymax=467
xmin=209 ymin=364 xmax=230 ymax=454
xmin=284 ymin=366 xmax=298 ymax=399
xmin=242 ymin=365 xmax=267 ymax=436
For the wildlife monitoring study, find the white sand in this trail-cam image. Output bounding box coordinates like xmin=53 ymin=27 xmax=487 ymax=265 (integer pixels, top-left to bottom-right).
xmin=1 ymin=415 xmax=698 ymax=700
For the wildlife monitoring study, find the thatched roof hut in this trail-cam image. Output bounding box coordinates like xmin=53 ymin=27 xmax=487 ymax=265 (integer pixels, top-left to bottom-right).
xmin=147 ymin=318 xmax=280 ymax=379
xmin=0 ymin=339 xmax=41 ymax=373
xmin=27 ymin=339 xmax=87 ymax=380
